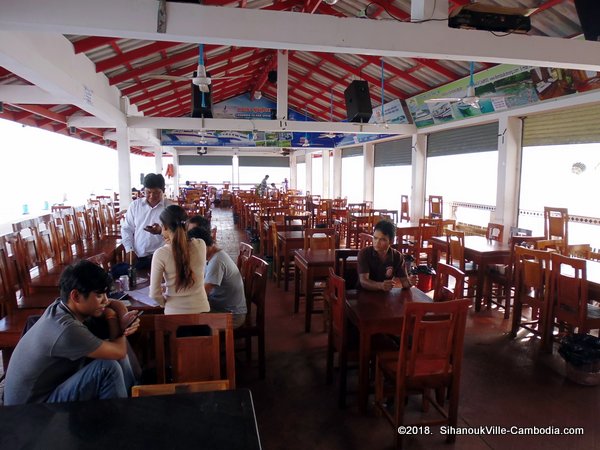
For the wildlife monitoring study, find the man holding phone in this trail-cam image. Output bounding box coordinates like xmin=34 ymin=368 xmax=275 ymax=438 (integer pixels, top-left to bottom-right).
xmin=121 ymin=173 xmax=171 ymax=270
xmin=4 ymin=261 xmax=142 ymax=405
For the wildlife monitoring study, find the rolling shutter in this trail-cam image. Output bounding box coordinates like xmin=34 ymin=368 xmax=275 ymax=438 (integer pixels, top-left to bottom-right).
xmin=342 ymin=146 xmax=363 ymax=158
xmin=238 ymin=156 xmax=290 ymax=167
xmin=178 ymin=155 xmax=232 ymax=166
xmin=374 ymin=138 xmax=412 ymax=167
xmin=427 ymin=122 xmax=498 ymax=157
xmin=523 ymin=103 xmax=600 ymax=146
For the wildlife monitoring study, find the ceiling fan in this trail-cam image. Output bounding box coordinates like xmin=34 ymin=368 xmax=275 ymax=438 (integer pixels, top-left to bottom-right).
xmin=425 ymin=62 xmax=482 ymax=108
xmin=148 ymin=44 xmax=252 ymax=93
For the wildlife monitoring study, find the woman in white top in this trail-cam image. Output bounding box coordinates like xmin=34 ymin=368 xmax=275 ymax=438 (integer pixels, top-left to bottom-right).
xmin=150 ymin=205 xmax=210 ymax=314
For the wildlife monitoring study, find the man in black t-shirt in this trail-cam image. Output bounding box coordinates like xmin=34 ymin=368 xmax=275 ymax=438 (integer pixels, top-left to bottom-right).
xmin=357 ymin=220 xmax=417 ymax=291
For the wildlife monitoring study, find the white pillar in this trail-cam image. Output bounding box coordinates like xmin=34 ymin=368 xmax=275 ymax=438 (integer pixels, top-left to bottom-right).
xmin=154 ymin=147 xmax=163 ymax=174
xmin=305 ymin=151 xmax=313 ymax=194
xmin=277 ymin=50 xmax=289 ymax=120
xmin=322 ymin=148 xmax=331 ymax=198
xmin=333 ymin=148 xmax=342 ymax=198
xmin=172 ymin=148 xmax=180 ymax=197
xmin=411 ymin=134 xmax=427 ymax=220
xmin=363 ymin=142 xmax=375 ymax=203
xmin=116 ymin=125 xmax=132 ymax=210
xmin=494 ymin=115 xmax=523 ymax=242
xmin=232 ymin=154 xmax=239 ymax=188
xmin=289 ymin=152 xmax=297 ymax=189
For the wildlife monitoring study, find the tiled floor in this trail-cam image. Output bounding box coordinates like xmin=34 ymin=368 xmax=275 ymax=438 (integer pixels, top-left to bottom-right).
xmin=3 ymin=208 xmax=599 ymax=450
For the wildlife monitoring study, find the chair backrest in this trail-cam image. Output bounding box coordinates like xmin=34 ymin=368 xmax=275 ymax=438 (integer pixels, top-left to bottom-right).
xmin=153 ymin=313 xmax=235 ymax=388
xmin=327 ymin=268 xmax=346 ymax=351
xmin=486 ymin=223 xmax=504 ymax=242
xmin=567 ymin=244 xmax=592 ymax=259
xmin=332 ymin=198 xmax=347 ymax=208
xmin=397 ymin=299 xmax=470 ymax=385
xmin=585 ymin=249 xmax=600 ymax=262
xmin=348 ymin=203 xmax=367 ymax=214
xmin=244 ymin=256 xmax=268 ymax=329
xmin=428 ymin=195 xmax=443 ymax=219
xmin=445 ymin=229 xmax=466 ymax=271
xmin=304 ymin=228 xmax=336 ymax=251
xmin=0 ymin=247 xmax=17 ymax=318
xmin=400 ymin=194 xmax=410 ymax=222
xmin=334 ymin=248 xmax=360 ymax=290
xmin=513 ymin=246 xmax=552 ymax=311
xmin=510 ymin=226 xmax=533 ymax=237
xmin=550 ymin=253 xmax=588 ymax=329
xmin=433 ymin=262 xmax=466 ymax=302
xmin=543 ymin=206 xmax=569 ymax=247
xmin=418 ymin=218 xmax=442 ymax=235
xmin=236 ymin=242 xmax=253 ymax=271
xmin=357 ymin=233 xmax=373 ymax=250
xmin=131 ymin=380 xmax=230 ymax=397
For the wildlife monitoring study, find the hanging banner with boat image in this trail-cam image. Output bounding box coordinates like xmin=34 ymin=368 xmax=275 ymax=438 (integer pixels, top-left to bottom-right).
xmin=407 ymin=64 xmax=600 ymax=128
xmin=161 ymin=94 xmax=335 ymax=148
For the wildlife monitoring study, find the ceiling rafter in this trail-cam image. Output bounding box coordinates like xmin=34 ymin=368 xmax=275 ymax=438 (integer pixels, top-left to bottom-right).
xmin=360 ymin=55 xmax=429 ymax=91
xmin=249 ymin=50 xmax=278 ymax=99
xmin=96 ymin=41 xmax=180 ymax=73
xmin=73 ymin=36 xmax=119 ymax=54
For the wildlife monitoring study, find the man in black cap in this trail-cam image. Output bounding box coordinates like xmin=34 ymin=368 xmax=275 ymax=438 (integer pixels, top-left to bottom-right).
xmin=121 ymin=173 xmax=169 ymax=269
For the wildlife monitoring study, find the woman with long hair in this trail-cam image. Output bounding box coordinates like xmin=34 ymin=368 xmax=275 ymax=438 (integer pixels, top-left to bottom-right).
xmin=149 ymin=205 xmax=209 ymax=314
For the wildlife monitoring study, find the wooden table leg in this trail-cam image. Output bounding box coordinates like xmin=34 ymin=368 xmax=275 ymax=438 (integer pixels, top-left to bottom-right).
xmin=283 ymin=245 xmax=290 ymax=292
xmin=294 ymin=260 xmax=302 ymax=313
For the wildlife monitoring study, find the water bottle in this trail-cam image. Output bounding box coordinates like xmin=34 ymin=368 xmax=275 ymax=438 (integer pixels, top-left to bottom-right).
xmin=128 ymin=265 xmax=137 ymax=289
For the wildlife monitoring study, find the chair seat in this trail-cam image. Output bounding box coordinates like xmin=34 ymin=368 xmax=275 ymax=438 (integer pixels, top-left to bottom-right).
xmin=587 ymin=303 xmax=600 ymax=320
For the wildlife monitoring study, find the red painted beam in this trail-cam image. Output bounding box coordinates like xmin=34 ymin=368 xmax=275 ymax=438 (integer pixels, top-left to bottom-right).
xmin=73 ymin=37 xmax=120 ymax=54
xmin=249 ymin=51 xmax=278 ymax=99
xmin=370 ymin=0 xmax=410 ymax=20
xmin=360 ymin=55 xmax=429 ymax=91
xmin=302 ymin=0 xmax=323 ymax=14
xmin=530 ymin=0 xmax=568 ymax=15
xmin=96 ymin=42 xmax=180 ymax=73
xmin=129 ymin=80 xmax=189 ymax=105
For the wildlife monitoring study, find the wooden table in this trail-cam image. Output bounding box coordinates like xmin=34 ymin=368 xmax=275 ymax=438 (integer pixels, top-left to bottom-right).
xmin=294 ymin=249 xmax=336 ymax=332
xmin=345 ymin=286 xmax=432 ymax=414
xmin=277 ymin=230 xmax=305 ymax=291
xmin=431 ymin=235 xmax=511 ymax=311
xmin=0 ymin=389 xmax=262 ymax=450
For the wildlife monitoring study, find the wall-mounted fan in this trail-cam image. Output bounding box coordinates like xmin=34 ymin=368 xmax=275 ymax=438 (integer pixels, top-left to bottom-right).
xmin=148 ymin=44 xmax=252 ymax=93
xmin=425 ymin=62 xmax=483 ymax=108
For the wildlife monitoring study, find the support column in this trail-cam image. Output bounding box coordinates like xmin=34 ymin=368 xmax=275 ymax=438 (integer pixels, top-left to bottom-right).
xmin=363 ymin=142 xmax=375 ymax=203
xmin=411 ymin=134 xmax=427 ymax=220
xmin=116 ymin=125 xmax=132 ymax=210
xmin=494 ymin=115 xmax=523 ymax=242
xmin=289 ymin=152 xmax=297 ymax=189
xmin=232 ymin=154 xmax=239 ymax=188
xmin=322 ymin=148 xmax=331 ymax=198
xmin=305 ymin=151 xmax=313 ymax=194
xmin=277 ymin=50 xmax=288 ymax=120
xmin=333 ymin=148 xmax=342 ymax=198
xmin=172 ymin=149 xmax=180 ymax=198
xmin=154 ymin=147 xmax=163 ymax=174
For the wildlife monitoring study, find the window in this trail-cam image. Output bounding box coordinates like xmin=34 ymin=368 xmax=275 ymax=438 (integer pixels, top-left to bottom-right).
xmin=374 ymin=139 xmax=412 ymax=212
xmin=311 ymin=154 xmax=323 ymax=196
xmin=296 ymin=163 xmax=306 ymax=194
xmin=341 ymin=147 xmax=363 ymax=203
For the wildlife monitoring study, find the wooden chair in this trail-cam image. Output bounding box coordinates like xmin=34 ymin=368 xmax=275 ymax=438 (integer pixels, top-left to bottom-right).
xmin=510 ymin=247 xmax=553 ymax=349
xmin=543 ymin=206 xmax=568 ymax=252
xmin=374 ymin=299 xmax=471 ymax=449
xmin=433 ymin=262 xmax=466 ymax=303
xmin=445 ymin=230 xmax=477 ymax=300
xmin=357 ymin=233 xmax=373 ymax=250
xmin=400 ymin=195 xmax=410 ymax=222
xmin=394 ymin=228 xmax=417 ymax=257
xmin=325 ymin=268 xmax=353 ymax=407
xmin=236 ymin=242 xmax=253 ymax=272
xmin=153 ymin=313 xmax=235 ymax=388
xmin=304 ymin=228 xmax=336 ymax=251
xmin=235 ymin=256 xmax=268 ymax=379
xmin=549 ymin=253 xmax=600 ymax=345
xmin=428 ymin=195 xmax=443 ymax=219
xmin=131 ymin=380 xmax=230 ymax=397
xmin=585 ymin=249 xmax=600 ymax=261
xmin=283 ymin=214 xmax=310 ymax=231
xmin=0 ymin=247 xmax=18 ymax=318
xmin=486 ymin=223 xmax=504 ymax=242
xmin=567 ymin=244 xmax=592 ymax=258
xmin=415 ymin=223 xmax=438 ymax=266
xmin=334 ymin=248 xmax=360 ymax=290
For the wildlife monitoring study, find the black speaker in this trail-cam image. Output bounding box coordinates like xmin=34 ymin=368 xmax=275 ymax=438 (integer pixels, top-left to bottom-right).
xmin=574 ymin=0 xmax=600 ymax=41
xmin=191 ymin=73 xmax=212 ymax=118
xmin=268 ymin=70 xmax=277 ymax=83
xmin=344 ymin=80 xmax=372 ymax=123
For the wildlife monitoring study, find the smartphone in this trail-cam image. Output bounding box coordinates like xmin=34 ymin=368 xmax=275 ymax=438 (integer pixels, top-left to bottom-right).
xmin=125 ymin=310 xmax=144 ymax=328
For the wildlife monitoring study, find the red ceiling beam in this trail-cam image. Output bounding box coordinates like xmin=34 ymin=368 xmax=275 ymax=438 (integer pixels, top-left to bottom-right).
xmin=96 ymin=42 xmax=180 ymax=73
xmin=137 ymin=86 xmax=190 ymax=112
xmin=302 ymin=0 xmax=323 ymax=14
xmin=312 ymin=3 xmax=345 ymax=17
xmin=249 ymin=51 xmax=278 ymax=99
xmin=129 ymin=80 xmax=188 ymax=105
xmin=120 ymin=46 xmax=258 ymax=96
xmin=286 ymin=72 xmax=347 ymax=118
xmin=530 ymin=0 xmax=568 ymax=15
xmin=360 ymin=55 xmax=429 ymax=91
xmin=369 ymin=0 xmax=410 ymax=20
xmin=73 ymin=37 xmax=120 ymax=54
xmin=412 ymin=58 xmax=458 ymax=81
